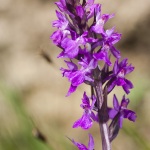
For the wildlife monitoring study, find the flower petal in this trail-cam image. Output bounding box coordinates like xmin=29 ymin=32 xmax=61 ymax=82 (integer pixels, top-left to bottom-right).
xmin=88 ymin=134 xmax=94 ymax=150
xmin=107 ymin=79 xmax=116 ymax=93
xmin=70 ymin=71 xmax=85 ymax=86
xmin=72 ymin=139 xmax=88 ymax=150
xmin=66 ymin=84 xmax=77 ymax=96
xmin=124 ymin=109 xmax=137 ymax=122
xmin=113 ymin=95 xmax=120 ymax=110
xmin=108 ymin=109 xmax=118 ymax=119
xmin=110 ymin=46 xmax=120 ymax=58
xmin=122 ymin=79 xmax=133 ymax=94
xmin=73 ymin=114 xmax=93 ymax=130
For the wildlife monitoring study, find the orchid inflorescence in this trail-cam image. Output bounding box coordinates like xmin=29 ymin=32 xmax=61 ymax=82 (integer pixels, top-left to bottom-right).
xmin=50 ymin=0 xmax=137 ymax=149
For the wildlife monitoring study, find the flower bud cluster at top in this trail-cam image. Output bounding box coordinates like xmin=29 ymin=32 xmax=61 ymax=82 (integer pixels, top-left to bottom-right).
xmin=51 ymin=0 xmax=137 ymax=149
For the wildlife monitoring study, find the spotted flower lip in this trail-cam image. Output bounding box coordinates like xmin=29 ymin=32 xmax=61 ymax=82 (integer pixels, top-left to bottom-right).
xmin=73 ymin=92 xmax=97 ymax=129
xmin=108 ymin=94 xmax=137 ymax=128
xmin=71 ymin=134 xmax=94 ymax=150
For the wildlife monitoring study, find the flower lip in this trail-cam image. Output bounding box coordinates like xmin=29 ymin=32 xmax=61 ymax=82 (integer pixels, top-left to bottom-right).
xmin=117 ymin=69 xmax=125 ymax=78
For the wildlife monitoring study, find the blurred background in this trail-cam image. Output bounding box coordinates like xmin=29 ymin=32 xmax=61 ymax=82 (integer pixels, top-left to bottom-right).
xmin=0 ymin=0 xmax=150 ymax=149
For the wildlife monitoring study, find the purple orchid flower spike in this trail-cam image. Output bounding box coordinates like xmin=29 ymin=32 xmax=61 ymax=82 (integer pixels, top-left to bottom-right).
xmin=51 ymin=0 xmax=137 ymax=148
xmin=73 ymin=92 xmax=97 ymax=129
xmin=109 ymin=94 xmax=137 ymax=128
xmin=108 ymin=58 xmax=134 ymax=94
xmin=71 ymin=134 xmax=94 ymax=150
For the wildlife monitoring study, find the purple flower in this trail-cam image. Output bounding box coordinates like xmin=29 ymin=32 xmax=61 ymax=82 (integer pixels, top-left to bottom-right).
xmin=73 ymin=92 xmax=97 ymax=129
xmin=59 ymin=33 xmax=86 ymax=58
xmin=108 ymin=58 xmax=134 ymax=94
xmin=61 ymin=57 xmax=97 ymax=96
xmin=71 ymin=134 xmax=94 ymax=150
xmin=102 ymin=27 xmax=121 ymax=58
xmin=60 ymin=61 xmax=78 ymax=96
xmin=93 ymin=27 xmax=121 ymax=65
xmin=109 ymin=94 xmax=137 ymax=128
xmin=50 ymin=11 xmax=70 ymax=45
xmin=103 ymin=27 xmax=121 ymax=45
xmin=59 ymin=31 xmax=97 ymax=58
xmin=93 ymin=46 xmax=112 ymax=66
xmin=52 ymin=10 xmax=69 ymax=30
xmin=91 ymin=4 xmax=114 ymax=34
xmin=50 ymin=30 xmax=63 ymax=45
xmin=61 ymin=60 xmax=78 ymax=77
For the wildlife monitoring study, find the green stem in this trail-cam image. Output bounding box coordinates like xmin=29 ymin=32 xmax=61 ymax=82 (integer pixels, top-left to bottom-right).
xmin=95 ymin=81 xmax=111 ymax=150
